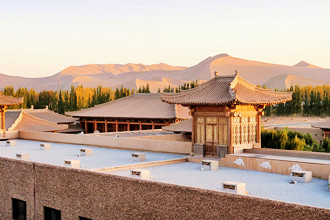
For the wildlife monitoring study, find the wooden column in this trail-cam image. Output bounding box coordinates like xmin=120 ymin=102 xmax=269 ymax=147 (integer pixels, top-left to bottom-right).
xmin=191 ymin=108 xmax=195 ymax=145
xmin=105 ymin=120 xmax=108 ymax=133
xmin=127 ymin=121 xmax=130 ymax=131
xmin=228 ymin=115 xmax=234 ymax=154
xmin=190 ymin=107 xmax=195 ymax=154
xmin=0 ymin=106 xmax=6 ymax=137
xmin=84 ymin=120 xmax=87 ymax=134
xmin=139 ymin=121 xmax=142 ymax=130
xmin=256 ymin=106 xmax=264 ymax=144
xmin=115 ymin=120 xmax=119 ymax=132
xmin=256 ymin=113 xmax=261 ymax=143
xmin=152 ymin=121 xmax=155 ymax=130
xmin=94 ymin=121 xmax=97 ymax=132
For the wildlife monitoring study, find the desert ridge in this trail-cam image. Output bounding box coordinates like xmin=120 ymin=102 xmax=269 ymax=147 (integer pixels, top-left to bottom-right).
xmin=0 ymin=54 xmax=329 ymax=92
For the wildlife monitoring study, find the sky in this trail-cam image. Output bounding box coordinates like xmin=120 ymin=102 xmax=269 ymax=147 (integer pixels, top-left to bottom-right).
xmin=0 ymin=0 xmax=329 ymax=77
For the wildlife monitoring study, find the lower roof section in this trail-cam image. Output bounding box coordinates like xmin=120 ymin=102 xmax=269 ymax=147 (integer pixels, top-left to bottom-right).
xmin=66 ymin=93 xmax=191 ymax=120
xmin=163 ymin=119 xmax=192 ymax=133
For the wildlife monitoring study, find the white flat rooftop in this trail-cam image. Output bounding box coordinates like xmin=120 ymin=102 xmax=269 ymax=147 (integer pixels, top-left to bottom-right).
xmin=0 ymin=139 xmax=184 ymax=169
xmin=112 ymin=162 xmax=330 ymax=209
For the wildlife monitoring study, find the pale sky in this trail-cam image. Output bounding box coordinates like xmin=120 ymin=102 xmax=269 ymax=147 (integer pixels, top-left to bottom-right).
xmin=0 ymin=0 xmax=329 ymax=77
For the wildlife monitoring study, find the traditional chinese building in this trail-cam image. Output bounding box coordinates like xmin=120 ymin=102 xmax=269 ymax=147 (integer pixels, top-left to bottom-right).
xmin=5 ymin=107 xmax=80 ymax=133
xmin=161 ymin=71 xmax=292 ymax=157
xmin=0 ymin=94 xmax=23 ymax=137
xmin=312 ymin=118 xmax=330 ymax=139
xmin=66 ymin=93 xmax=190 ymax=133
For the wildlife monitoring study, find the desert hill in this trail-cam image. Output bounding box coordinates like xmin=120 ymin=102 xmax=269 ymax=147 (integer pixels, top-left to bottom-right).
xmin=60 ymin=63 xmax=186 ymax=76
xmin=264 ymin=74 xmax=330 ymax=90
xmin=0 ymin=54 xmax=329 ymax=92
xmin=294 ymin=61 xmax=322 ymax=69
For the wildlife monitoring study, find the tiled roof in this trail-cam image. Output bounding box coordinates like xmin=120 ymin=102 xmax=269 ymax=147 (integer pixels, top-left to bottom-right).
xmin=65 ymin=93 xmax=191 ymax=119
xmin=161 ymin=72 xmax=292 ymax=106
xmin=162 ymin=119 xmax=192 ymax=133
xmin=9 ymin=111 xmax=68 ymax=132
xmin=23 ymin=108 xmax=77 ymax=124
xmin=0 ymin=94 xmax=23 ymax=106
xmin=312 ymin=118 xmax=330 ymax=130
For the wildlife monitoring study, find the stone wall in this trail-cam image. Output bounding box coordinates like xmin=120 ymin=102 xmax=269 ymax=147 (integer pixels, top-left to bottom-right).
xmin=221 ymin=153 xmax=330 ymax=180
xmin=0 ymin=130 xmax=19 ymax=140
xmin=19 ymin=130 xmax=191 ymax=154
xmin=244 ymin=148 xmax=330 ymax=160
xmin=0 ymin=156 xmax=329 ymax=219
xmin=135 ymin=133 xmax=191 ymax=142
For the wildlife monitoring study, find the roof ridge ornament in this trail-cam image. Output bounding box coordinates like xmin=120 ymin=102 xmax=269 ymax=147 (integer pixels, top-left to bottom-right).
xmin=229 ymin=70 xmax=240 ymax=90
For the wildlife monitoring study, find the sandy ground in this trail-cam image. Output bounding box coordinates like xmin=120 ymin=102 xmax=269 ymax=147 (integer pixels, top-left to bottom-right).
xmin=262 ymin=116 xmax=326 ymax=128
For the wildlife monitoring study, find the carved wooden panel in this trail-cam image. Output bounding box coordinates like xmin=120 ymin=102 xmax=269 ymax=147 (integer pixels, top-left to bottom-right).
xmin=219 ymin=124 xmax=227 ymax=145
xmin=206 ymin=125 xmax=213 ymax=142
xmin=197 ymin=117 xmax=204 ymax=123
xmin=206 ymin=117 xmax=217 ymax=124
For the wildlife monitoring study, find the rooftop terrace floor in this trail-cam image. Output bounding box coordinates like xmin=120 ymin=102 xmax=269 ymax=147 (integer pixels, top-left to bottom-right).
xmin=0 ymin=139 xmax=184 ymax=169
xmin=112 ymin=162 xmax=330 ymax=209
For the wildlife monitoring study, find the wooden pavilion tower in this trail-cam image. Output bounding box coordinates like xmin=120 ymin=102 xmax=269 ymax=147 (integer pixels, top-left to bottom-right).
xmin=0 ymin=94 xmax=23 ymax=137
xmin=161 ymin=71 xmax=292 ymax=157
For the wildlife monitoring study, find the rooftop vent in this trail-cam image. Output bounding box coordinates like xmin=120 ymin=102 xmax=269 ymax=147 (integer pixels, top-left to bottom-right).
xmin=16 ymin=153 xmax=30 ymax=161
xmin=5 ymin=140 xmax=16 ymax=147
xmin=290 ymin=171 xmax=312 ymax=183
xmin=222 ymin=181 xmax=247 ymax=195
xmin=201 ymin=160 xmax=219 ymax=171
xmin=40 ymin=143 xmax=51 ymax=150
xmin=131 ymin=169 xmax=150 ymax=180
xmin=131 ymin=153 xmax=146 ymax=162
xmin=80 ymin=148 xmax=92 ymax=156
xmin=64 ymin=159 xmax=80 ymax=169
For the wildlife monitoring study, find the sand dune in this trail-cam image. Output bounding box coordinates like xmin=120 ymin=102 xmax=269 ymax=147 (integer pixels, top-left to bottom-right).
xmin=264 ymin=74 xmax=330 ymax=90
xmin=60 ymin=63 xmax=186 ymax=76
xmin=0 ymin=54 xmax=329 ymax=91
xmin=294 ymin=61 xmax=323 ymax=69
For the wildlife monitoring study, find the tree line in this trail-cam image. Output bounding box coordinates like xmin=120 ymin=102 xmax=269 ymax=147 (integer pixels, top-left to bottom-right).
xmin=262 ymin=128 xmax=330 ymax=153
xmin=264 ymin=85 xmax=330 ymax=116
xmin=161 ymin=80 xmax=199 ymax=93
xmin=0 ymin=81 xmax=198 ymax=114
xmin=1 ymin=83 xmax=328 ymax=117
xmin=1 ymin=85 xmax=136 ymax=114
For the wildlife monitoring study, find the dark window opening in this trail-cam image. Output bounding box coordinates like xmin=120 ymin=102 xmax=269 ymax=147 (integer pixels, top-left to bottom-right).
xmin=79 ymin=217 xmax=92 ymax=220
xmin=118 ymin=124 xmax=127 ymax=131
xmin=107 ymin=123 xmax=116 ymax=132
xmin=44 ymin=206 xmax=61 ymax=220
xmin=130 ymin=124 xmax=140 ymax=131
xmin=154 ymin=125 xmax=163 ymax=129
xmin=142 ymin=124 xmax=152 ymax=130
xmin=12 ymin=198 xmax=26 ymax=220
xmin=86 ymin=123 xmax=94 ymax=134
xmin=97 ymin=123 xmax=105 ymax=132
